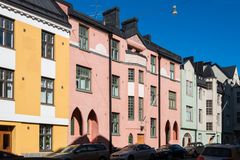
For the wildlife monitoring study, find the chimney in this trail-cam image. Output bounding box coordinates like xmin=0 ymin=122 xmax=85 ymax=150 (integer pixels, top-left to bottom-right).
xmin=122 ymin=18 xmax=138 ymax=34
xmin=103 ymin=7 xmax=120 ymax=29
xmin=183 ymin=56 xmax=194 ymax=63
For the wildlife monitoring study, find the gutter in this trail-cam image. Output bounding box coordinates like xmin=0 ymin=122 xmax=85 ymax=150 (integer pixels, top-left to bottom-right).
xmin=158 ymin=54 xmax=161 ymax=148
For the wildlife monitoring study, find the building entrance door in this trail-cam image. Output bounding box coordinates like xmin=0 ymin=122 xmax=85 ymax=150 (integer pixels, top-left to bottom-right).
xmin=137 ymin=134 xmax=144 ymax=144
xmin=0 ymin=131 xmax=12 ymax=152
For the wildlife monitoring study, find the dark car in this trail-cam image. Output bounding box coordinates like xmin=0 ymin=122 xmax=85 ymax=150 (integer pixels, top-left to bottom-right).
xmin=156 ymin=144 xmax=187 ymax=159
xmin=0 ymin=151 xmax=24 ymax=159
xmin=110 ymin=144 xmax=156 ymax=160
xmin=48 ymin=143 xmax=109 ymax=160
xmin=184 ymin=142 xmax=204 ymax=157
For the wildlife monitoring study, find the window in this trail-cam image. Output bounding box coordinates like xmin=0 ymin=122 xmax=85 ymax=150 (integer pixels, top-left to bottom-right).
xmin=217 ymin=113 xmax=220 ymax=126
xmin=40 ymin=125 xmax=52 ymax=151
xmin=128 ymin=69 xmax=134 ymax=82
xmin=186 ymin=106 xmax=193 ymax=121
xmin=186 ymin=80 xmax=193 ymax=96
xmin=150 ymin=55 xmax=156 ymax=73
xmin=150 ymin=86 xmax=156 ymax=106
xmin=112 ymin=113 xmax=119 ymax=135
xmin=0 ymin=16 xmax=14 ymax=48
xmin=128 ymin=96 xmax=134 ymax=120
xmin=79 ymin=25 xmax=88 ymax=50
xmin=199 ymin=109 xmax=203 ymax=123
xmin=237 ymin=92 xmax=240 ymax=103
xmin=199 ymin=88 xmax=202 ymax=100
xmin=169 ymin=91 xmax=176 ymax=109
xmin=128 ymin=133 xmax=133 ymax=144
xmin=139 ymin=97 xmax=144 ymax=121
xmin=139 ymin=70 xmax=144 ymax=84
xmin=150 ymin=118 xmax=156 ymax=137
xmin=206 ymin=122 xmax=213 ymax=131
xmin=206 ymin=82 xmax=212 ymax=90
xmin=42 ymin=31 xmax=54 ymax=60
xmin=237 ymin=112 xmax=240 ymax=124
xmin=206 ymin=100 xmax=213 ymax=115
xmin=41 ymin=78 xmax=54 ymax=105
xmin=170 ymin=63 xmax=175 ymax=80
xmin=0 ymin=68 xmax=13 ymax=99
xmin=112 ymin=75 xmax=119 ymax=98
xmin=76 ymin=66 xmax=91 ymax=91
xmin=111 ymin=39 xmax=119 ymax=61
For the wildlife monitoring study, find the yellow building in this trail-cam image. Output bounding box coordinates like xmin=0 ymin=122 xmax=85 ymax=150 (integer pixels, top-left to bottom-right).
xmin=0 ymin=0 xmax=70 ymax=155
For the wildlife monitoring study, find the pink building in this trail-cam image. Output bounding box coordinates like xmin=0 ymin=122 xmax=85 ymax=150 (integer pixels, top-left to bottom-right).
xmin=57 ymin=1 xmax=181 ymax=149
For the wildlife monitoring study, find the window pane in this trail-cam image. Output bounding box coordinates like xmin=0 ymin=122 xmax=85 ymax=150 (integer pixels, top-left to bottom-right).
xmin=80 ymin=78 xmax=86 ymax=89
xmin=0 ymin=81 xmax=4 ymax=97
xmin=0 ymin=18 xmax=3 ymax=28
xmin=0 ymin=29 xmax=3 ymax=46
xmin=6 ymin=71 xmax=13 ymax=81
xmin=6 ymin=83 xmax=13 ymax=99
xmin=5 ymin=31 xmax=13 ymax=48
xmin=41 ymin=89 xmax=46 ymax=103
xmin=5 ymin=19 xmax=13 ymax=31
xmin=0 ymin=70 xmax=4 ymax=80
xmin=47 ymin=91 xmax=53 ymax=104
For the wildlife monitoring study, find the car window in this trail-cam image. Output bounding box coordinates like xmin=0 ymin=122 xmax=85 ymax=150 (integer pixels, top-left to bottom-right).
xmin=202 ymin=147 xmax=232 ymax=157
xmin=95 ymin=145 xmax=106 ymax=151
xmin=75 ymin=146 xmax=88 ymax=153
xmin=87 ymin=145 xmax=98 ymax=152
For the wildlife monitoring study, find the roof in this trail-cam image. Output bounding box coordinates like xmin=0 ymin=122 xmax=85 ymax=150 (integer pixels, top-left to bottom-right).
xmin=222 ymin=66 xmax=236 ymax=79
xmin=1 ymin=0 xmax=71 ymax=28
xmin=203 ymin=65 xmax=216 ymax=78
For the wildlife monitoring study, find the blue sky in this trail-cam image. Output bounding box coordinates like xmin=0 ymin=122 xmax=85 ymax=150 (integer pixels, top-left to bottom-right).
xmin=67 ymin=0 xmax=240 ymax=68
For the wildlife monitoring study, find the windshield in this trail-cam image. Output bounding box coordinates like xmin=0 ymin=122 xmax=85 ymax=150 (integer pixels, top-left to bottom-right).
xmin=121 ymin=145 xmax=135 ymax=151
xmin=61 ymin=145 xmax=78 ymax=153
xmin=202 ymin=147 xmax=232 ymax=157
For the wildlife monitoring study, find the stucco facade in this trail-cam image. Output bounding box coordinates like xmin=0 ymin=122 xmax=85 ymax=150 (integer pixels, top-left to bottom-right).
xmin=0 ymin=0 xmax=70 ymax=155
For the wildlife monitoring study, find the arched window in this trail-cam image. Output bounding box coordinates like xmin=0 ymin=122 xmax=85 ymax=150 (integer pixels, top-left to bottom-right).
xmin=128 ymin=133 xmax=133 ymax=144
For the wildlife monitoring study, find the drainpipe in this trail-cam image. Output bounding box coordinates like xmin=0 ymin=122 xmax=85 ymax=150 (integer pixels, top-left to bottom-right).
xmin=109 ymin=33 xmax=113 ymax=153
xmin=158 ymin=54 xmax=161 ymax=148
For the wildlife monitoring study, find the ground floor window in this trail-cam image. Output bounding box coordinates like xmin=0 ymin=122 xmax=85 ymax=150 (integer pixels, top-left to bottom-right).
xmin=40 ymin=125 xmax=52 ymax=151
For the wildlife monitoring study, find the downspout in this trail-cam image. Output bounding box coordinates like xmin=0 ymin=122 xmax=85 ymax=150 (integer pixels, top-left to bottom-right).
xmin=158 ymin=54 xmax=161 ymax=148
xmin=109 ymin=33 xmax=113 ymax=153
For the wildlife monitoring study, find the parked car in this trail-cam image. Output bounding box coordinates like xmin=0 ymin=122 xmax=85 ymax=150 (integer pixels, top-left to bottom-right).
xmin=48 ymin=143 xmax=109 ymax=160
xmin=197 ymin=144 xmax=240 ymax=160
xmin=156 ymin=144 xmax=187 ymax=159
xmin=110 ymin=144 xmax=156 ymax=160
xmin=0 ymin=151 xmax=24 ymax=159
xmin=185 ymin=142 xmax=204 ymax=157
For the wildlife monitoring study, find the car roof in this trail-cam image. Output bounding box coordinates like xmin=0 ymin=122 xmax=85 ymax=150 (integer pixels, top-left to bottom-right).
xmin=205 ymin=144 xmax=240 ymax=149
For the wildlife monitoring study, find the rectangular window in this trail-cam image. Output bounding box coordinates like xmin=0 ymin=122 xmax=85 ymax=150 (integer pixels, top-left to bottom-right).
xmin=128 ymin=96 xmax=134 ymax=120
xmin=206 ymin=100 xmax=213 ymax=115
xmin=170 ymin=63 xmax=175 ymax=80
xmin=150 ymin=118 xmax=156 ymax=137
xmin=139 ymin=70 xmax=144 ymax=84
xmin=40 ymin=125 xmax=52 ymax=151
xmin=237 ymin=92 xmax=240 ymax=103
xmin=186 ymin=80 xmax=193 ymax=96
xmin=79 ymin=25 xmax=88 ymax=50
xmin=42 ymin=31 xmax=54 ymax=60
xmin=237 ymin=112 xmax=240 ymax=124
xmin=0 ymin=68 xmax=13 ymax=99
xmin=150 ymin=55 xmax=156 ymax=73
xmin=150 ymin=86 xmax=157 ymax=106
xmin=199 ymin=109 xmax=202 ymax=123
xmin=128 ymin=69 xmax=135 ymax=82
xmin=112 ymin=113 xmax=119 ymax=135
xmin=139 ymin=97 xmax=144 ymax=121
xmin=0 ymin=16 xmax=14 ymax=48
xmin=169 ymin=91 xmax=176 ymax=109
xmin=112 ymin=75 xmax=119 ymax=98
xmin=186 ymin=106 xmax=193 ymax=121
xmin=111 ymin=39 xmax=119 ymax=61
xmin=206 ymin=82 xmax=212 ymax=90
xmin=199 ymin=88 xmax=202 ymax=100
xmin=76 ymin=66 xmax=91 ymax=92
xmin=217 ymin=113 xmax=220 ymax=126
xmin=206 ymin=122 xmax=213 ymax=131
xmin=41 ymin=78 xmax=54 ymax=105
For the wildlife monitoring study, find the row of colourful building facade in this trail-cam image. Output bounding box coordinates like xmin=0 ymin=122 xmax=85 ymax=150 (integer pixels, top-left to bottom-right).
xmin=0 ymin=0 xmax=239 ymax=156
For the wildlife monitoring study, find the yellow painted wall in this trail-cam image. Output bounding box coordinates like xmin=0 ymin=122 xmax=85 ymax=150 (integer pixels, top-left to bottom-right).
xmin=54 ymin=35 xmax=69 ymax=119
xmin=52 ymin=126 xmax=68 ymax=151
xmin=14 ymin=20 xmax=41 ymax=116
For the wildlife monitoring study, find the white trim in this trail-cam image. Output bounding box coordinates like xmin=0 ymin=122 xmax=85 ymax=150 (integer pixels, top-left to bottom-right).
xmin=0 ymin=47 xmax=16 ymax=70
xmin=41 ymin=58 xmax=56 ymax=79
xmin=128 ymin=82 xmax=135 ymax=96
xmin=138 ymin=84 xmax=144 ymax=97
xmin=0 ymin=2 xmax=70 ymax=38
xmin=0 ymin=99 xmax=68 ymax=126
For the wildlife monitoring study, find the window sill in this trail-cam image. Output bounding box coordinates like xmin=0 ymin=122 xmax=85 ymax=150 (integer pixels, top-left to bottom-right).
xmin=139 ymin=82 xmax=144 ymax=85
xmin=128 ymin=80 xmax=135 ymax=83
xmin=112 ymin=96 xmax=121 ymax=100
xmin=40 ymin=150 xmax=53 ymax=153
xmin=151 ymin=104 xmax=157 ymax=107
xmin=169 ymin=108 xmax=177 ymax=110
xmin=112 ymin=59 xmax=120 ymax=63
xmin=0 ymin=45 xmax=15 ymax=51
xmin=128 ymin=118 xmax=135 ymax=121
xmin=76 ymin=89 xmax=92 ymax=94
xmin=150 ymin=136 xmax=157 ymax=139
xmin=0 ymin=97 xmax=15 ymax=101
xmin=112 ymin=133 xmax=120 ymax=136
xmin=79 ymin=48 xmax=90 ymax=53
xmin=186 ymin=120 xmax=193 ymax=122
xmin=41 ymin=57 xmax=55 ymax=62
xmin=41 ymin=103 xmax=54 ymax=106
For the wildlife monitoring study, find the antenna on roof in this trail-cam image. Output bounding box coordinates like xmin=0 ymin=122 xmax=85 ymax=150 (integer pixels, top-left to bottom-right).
xmin=89 ymin=0 xmax=102 ymax=19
